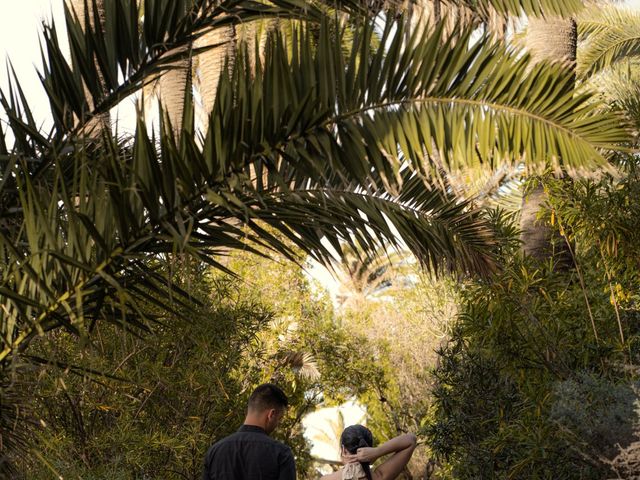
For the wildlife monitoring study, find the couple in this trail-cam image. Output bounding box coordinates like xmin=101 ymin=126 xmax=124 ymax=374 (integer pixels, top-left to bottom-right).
xmin=202 ymin=384 xmax=417 ymax=480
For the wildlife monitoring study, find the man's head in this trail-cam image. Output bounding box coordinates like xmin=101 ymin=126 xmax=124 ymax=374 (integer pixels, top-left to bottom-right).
xmin=244 ymin=383 xmax=288 ymax=434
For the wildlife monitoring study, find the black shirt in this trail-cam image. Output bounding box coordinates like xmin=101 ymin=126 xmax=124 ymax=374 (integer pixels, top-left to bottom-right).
xmin=202 ymin=425 xmax=296 ymax=480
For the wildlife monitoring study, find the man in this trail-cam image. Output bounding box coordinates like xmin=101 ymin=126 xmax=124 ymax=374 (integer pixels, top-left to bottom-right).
xmin=202 ymin=383 xmax=296 ymax=480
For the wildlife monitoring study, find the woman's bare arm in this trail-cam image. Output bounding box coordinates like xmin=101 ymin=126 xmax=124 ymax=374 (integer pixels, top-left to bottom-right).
xmin=350 ymin=433 xmax=417 ymax=480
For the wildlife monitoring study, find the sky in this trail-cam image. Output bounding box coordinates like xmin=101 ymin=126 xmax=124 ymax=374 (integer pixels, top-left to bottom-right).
xmin=0 ymin=1 xmax=67 ymax=129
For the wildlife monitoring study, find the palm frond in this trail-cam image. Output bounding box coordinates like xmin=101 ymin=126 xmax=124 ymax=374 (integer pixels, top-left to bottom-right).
xmin=31 ymin=0 xmax=361 ymax=141
xmin=586 ymin=63 xmax=640 ymax=136
xmin=282 ymin=351 xmax=321 ymax=381
xmin=215 ymin=18 xmax=629 ymax=183
xmin=0 ymin=9 xmax=631 ymax=364
xmin=0 ymin=361 xmax=37 ymax=476
xmin=240 ymin=183 xmax=497 ymax=276
xmin=577 ymin=5 xmax=640 ymax=78
xmin=449 ymin=0 xmax=584 ymax=19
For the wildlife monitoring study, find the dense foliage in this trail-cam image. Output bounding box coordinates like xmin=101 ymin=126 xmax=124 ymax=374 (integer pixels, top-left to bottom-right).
xmin=427 ymin=163 xmax=640 ymax=479
xmin=14 ymin=254 xmax=390 ymax=479
xmin=3 ymin=0 xmax=640 ymax=478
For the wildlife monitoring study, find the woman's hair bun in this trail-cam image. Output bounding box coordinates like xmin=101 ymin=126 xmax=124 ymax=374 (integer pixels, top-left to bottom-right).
xmin=340 ymin=424 xmax=374 ymax=453
xmin=341 ymin=425 xmax=374 ymax=480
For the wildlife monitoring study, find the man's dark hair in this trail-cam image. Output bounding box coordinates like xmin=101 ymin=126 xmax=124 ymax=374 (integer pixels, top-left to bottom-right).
xmin=247 ymin=383 xmax=288 ymax=412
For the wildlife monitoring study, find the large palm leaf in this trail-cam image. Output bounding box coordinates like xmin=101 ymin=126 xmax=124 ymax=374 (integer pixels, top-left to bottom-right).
xmin=0 ymin=2 xmax=631 ymax=364
xmin=577 ymin=4 xmax=640 ymax=78
xmin=446 ymin=0 xmax=583 ymax=19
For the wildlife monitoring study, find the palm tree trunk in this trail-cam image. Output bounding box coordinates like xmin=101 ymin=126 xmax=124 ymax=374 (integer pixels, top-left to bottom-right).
xmin=155 ymin=2 xmax=198 ymax=135
xmin=157 ymin=46 xmax=192 ymax=133
xmin=66 ymin=0 xmax=110 ymax=137
xmin=195 ymin=24 xmax=237 ymax=127
xmin=160 ymin=20 xmax=266 ymax=134
xmin=407 ymin=0 xmax=476 ymax=38
xmin=195 ymin=19 xmax=277 ymax=130
xmin=525 ymin=17 xmax=577 ymax=67
xmin=486 ymin=6 xmax=507 ymax=39
xmin=433 ymin=0 xmax=441 ymax=22
xmin=521 ymin=17 xmax=577 ymax=265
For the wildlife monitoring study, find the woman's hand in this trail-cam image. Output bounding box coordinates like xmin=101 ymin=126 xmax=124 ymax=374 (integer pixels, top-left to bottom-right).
xmin=341 ymin=447 xmax=379 ymax=465
xmin=355 ymin=447 xmax=379 ymax=463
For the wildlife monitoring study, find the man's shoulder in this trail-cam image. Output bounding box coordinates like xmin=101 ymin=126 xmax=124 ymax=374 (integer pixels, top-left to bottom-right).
xmin=259 ymin=434 xmax=292 ymax=452
xmin=271 ymin=439 xmax=294 ymax=456
xmin=208 ymin=431 xmax=244 ymax=449
xmin=241 ymin=432 xmax=292 ymax=453
xmin=211 ymin=430 xmax=291 ymax=452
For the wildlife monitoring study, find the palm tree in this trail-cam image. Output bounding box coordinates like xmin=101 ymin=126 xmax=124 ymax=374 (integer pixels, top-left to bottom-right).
xmin=519 ymin=14 xmax=578 ymax=263
xmin=194 ymin=24 xmax=237 ymax=127
xmin=576 ymin=2 xmax=640 ymax=79
xmin=65 ymin=0 xmax=110 ymax=135
xmin=160 ymin=0 xmax=587 ymax=132
xmin=308 ymin=409 xmax=349 ymax=464
xmin=576 ymin=2 xmax=640 ymax=135
xmin=404 ymin=2 xmax=590 ymax=265
xmin=518 ymin=2 xmax=640 ymax=263
xmin=156 ymin=46 xmax=192 ymax=132
xmin=0 ymin=0 xmax=630 ymax=473
xmin=330 ymin=243 xmax=411 ymax=308
xmin=441 ymin=1 xmax=630 ymax=265
xmin=158 ymin=11 xmax=240 ymax=131
xmin=407 ymin=1 xmax=476 ymax=38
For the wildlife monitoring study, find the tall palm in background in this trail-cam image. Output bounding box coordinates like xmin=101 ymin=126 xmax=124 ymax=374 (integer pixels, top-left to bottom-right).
xmin=156 ymin=0 xmax=580 ymax=134
xmin=307 ymin=409 xmax=352 ymax=471
xmin=413 ymin=1 xmax=637 ymax=265
xmin=332 ymin=244 xmax=409 ymax=308
xmin=65 ymin=0 xmax=111 ymax=134
xmin=0 ymin=0 xmax=631 ymax=474
xmin=519 ymin=2 xmax=640 ymax=263
xmin=157 ymin=7 xmax=258 ymax=131
xmin=519 ymin=13 xmax=578 ymax=262
xmin=155 ymin=2 xmax=194 ymax=131
xmin=577 ymin=2 xmax=640 ymax=131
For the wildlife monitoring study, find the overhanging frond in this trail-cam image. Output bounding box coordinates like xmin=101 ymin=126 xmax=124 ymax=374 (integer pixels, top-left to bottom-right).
xmin=209 ymin=17 xmax=629 ymax=186
xmin=0 ymin=9 xmax=631 ymax=366
xmin=449 ymin=0 xmax=584 ymax=19
xmin=577 ymin=5 xmax=640 ymax=78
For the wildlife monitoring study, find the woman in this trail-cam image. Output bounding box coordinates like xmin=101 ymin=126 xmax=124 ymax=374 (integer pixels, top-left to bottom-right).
xmin=321 ymin=425 xmax=417 ymax=480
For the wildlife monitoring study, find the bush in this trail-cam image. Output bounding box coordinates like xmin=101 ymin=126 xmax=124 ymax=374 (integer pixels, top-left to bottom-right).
xmin=16 ymin=256 xmax=387 ymax=479
xmin=426 ymin=176 xmax=640 ymax=479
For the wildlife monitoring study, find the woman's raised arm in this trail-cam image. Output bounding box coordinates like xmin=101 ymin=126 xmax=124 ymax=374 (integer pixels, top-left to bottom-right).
xmin=353 ymin=433 xmax=417 ymax=480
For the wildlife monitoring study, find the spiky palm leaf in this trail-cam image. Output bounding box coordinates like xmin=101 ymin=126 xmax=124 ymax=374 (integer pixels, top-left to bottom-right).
xmin=308 ymin=409 xmax=349 ymax=459
xmin=0 ymin=363 xmax=36 ymax=477
xmin=332 ymin=243 xmax=405 ymax=303
xmin=447 ymin=0 xmax=584 ymax=19
xmin=595 ymin=65 xmax=640 ymax=136
xmin=577 ymin=5 xmax=640 ymax=78
xmin=0 ymin=1 xmax=631 ymax=366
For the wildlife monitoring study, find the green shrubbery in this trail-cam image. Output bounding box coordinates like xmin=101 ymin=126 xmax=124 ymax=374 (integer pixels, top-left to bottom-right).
xmin=18 ymin=163 xmax=640 ymax=479
xmin=426 ymin=165 xmax=640 ymax=478
xmin=15 ymin=255 xmax=387 ymax=479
